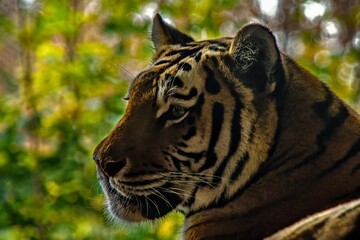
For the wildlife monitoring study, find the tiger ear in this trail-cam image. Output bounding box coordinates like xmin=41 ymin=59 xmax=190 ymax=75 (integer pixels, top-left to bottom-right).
xmin=151 ymin=13 xmax=194 ymax=51
xmin=229 ymin=23 xmax=281 ymax=93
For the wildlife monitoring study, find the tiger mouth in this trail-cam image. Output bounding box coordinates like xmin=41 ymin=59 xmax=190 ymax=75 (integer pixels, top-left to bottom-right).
xmin=96 ymin=168 xmax=183 ymax=221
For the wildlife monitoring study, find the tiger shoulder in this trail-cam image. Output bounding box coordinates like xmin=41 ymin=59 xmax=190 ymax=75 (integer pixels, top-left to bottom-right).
xmin=93 ymin=14 xmax=360 ymax=240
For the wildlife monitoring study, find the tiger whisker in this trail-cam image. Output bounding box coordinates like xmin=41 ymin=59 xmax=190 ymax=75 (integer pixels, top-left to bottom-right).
xmin=157 ymin=172 xmax=219 ymax=188
xmin=139 ymin=189 xmax=152 ymax=217
xmin=149 ymin=187 xmax=174 ymax=209
xmin=170 ymin=171 xmax=235 ymax=182
xmin=157 ymin=186 xmax=210 ymax=205
xmin=168 ymin=179 xmax=217 ymax=189
xmin=145 ymin=193 xmax=161 ymax=217
xmin=156 ymin=186 xmax=190 ymax=199
xmin=119 ymin=66 xmax=135 ymax=83
xmin=158 ymin=174 xmax=214 ymax=186
xmin=134 ymin=194 xmax=141 ymax=212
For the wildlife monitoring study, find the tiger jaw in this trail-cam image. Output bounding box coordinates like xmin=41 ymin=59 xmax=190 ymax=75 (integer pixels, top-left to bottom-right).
xmin=97 ymin=168 xmax=184 ymax=221
xmin=97 ymin=169 xmax=144 ymax=222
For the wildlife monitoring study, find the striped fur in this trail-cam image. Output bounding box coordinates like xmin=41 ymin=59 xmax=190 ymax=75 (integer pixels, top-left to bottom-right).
xmin=266 ymin=198 xmax=360 ymax=240
xmin=93 ymin=14 xmax=360 ymax=239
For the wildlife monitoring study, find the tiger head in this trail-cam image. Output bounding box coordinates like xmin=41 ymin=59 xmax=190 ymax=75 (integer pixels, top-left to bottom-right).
xmin=93 ymin=14 xmax=284 ymax=222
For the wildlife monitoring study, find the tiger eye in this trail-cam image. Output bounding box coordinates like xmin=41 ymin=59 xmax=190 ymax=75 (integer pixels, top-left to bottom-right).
xmin=171 ymin=105 xmax=186 ymax=119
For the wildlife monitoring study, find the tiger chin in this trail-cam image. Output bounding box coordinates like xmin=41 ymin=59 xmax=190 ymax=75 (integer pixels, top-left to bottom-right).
xmin=94 ymin=14 xmax=360 ymax=239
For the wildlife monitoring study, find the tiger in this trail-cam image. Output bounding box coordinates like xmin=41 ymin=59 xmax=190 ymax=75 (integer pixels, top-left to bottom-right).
xmin=93 ymin=13 xmax=360 ymax=239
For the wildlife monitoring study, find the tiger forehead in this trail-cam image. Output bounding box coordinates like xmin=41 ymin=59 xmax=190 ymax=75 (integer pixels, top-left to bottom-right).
xmin=126 ymin=70 xmax=159 ymax=101
xmin=156 ymin=39 xmax=231 ymax=60
xmin=154 ymin=42 xmax=231 ymax=96
xmin=155 ymin=62 xmax=194 ymax=99
xmin=128 ymin=39 xmax=231 ymax=101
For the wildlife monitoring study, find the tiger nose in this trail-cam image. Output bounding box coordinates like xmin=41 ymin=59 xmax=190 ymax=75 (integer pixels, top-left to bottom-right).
xmin=93 ymin=153 xmax=126 ymax=177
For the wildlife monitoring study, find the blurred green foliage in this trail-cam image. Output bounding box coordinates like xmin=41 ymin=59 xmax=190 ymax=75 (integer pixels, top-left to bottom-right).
xmin=0 ymin=0 xmax=359 ymax=239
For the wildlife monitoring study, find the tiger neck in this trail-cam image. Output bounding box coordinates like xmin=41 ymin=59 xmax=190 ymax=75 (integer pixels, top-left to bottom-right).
xmin=183 ymin=56 xmax=360 ymax=240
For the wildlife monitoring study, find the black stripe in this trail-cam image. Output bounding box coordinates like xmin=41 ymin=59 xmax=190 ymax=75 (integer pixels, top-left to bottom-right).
xmin=230 ymin=152 xmax=250 ymax=182
xmin=151 ymin=47 xmax=205 ymax=107
xmin=182 ymin=126 xmax=196 ymax=140
xmin=184 ymin=186 xmax=198 ymax=207
xmin=176 ymin=142 xmax=188 ymax=148
xmin=266 ymin=149 xmax=307 ymax=172
xmin=149 ymin=163 xmax=164 ymax=170
xmin=187 ymin=192 xmax=291 ymax=223
xmin=191 ymin=93 xmax=204 ymax=116
xmin=199 ymin=102 xmax=224 ymax=172
xmin=172 ymin=76 xmax=184 ymax=88
xmin=259 ymin=60 xmax=286 ymax=172
xmin=208 ymin=45 xmax=225 ymax=52
xmin=177 ymin=149 xmax=205 ymax=163
xmin=321 ymin=137 xmax=360 ymax=176
xmin=154 ymin=60 xmax=170 ymax=65
xmin=189 ymin=156 xmax=289 ymax=216
xmin=170 ymin=155 xmax=181 ymax=170
xmin=181 ymin=160 xmax=191 ymax=168
xmin=155 ymin=48 xmax=167 ymax=57
xmin=212 ymin=67 xmax=244 ymax=184
xmin=285 ymin=93 xmax=349 ymax=172
xmin=182 ymin=62 xmax=192 ymax=71
xmin=194 ymin=51 xmax=202 ymax=62
xmin=164 ymin=46 xmax=202 ymax=57
xmin=164 ymin=74 xmax=183 ymax=89
xmin=314 ymin=91 xmax=336 ymax=121
xmin=185 ymin=39 xmax=229 ymax=48
xmin=205 ymin=39 xmax=229 ymax=47
xmin=153 ymin=75 xmax=160 ymax=107
xmin=204 ymin=65 xmax=221 ymax=94
xmin=187 ymin=58 xmax=287 ymax=214
xmin=164 ymin=155 xmax=171 ymax=165
xmin=172 ymin=87 xmax=197 ymax=100
xmin=162 ymin=151 xmax=181 ymax=170
xmin=163 ymin=151 xmax=194 ymax=170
